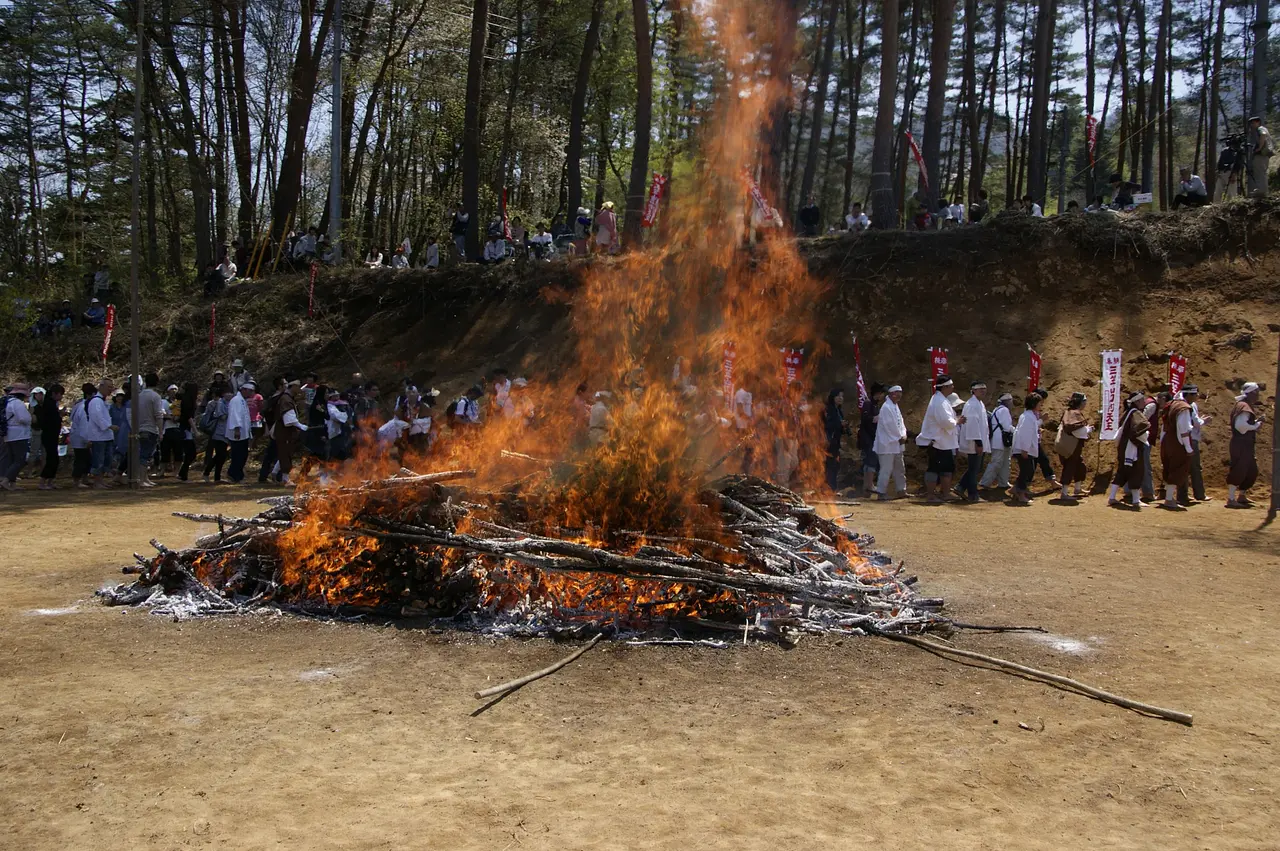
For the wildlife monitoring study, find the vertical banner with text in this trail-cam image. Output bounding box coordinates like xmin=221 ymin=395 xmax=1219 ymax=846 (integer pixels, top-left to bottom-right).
xmin=722 ymin=341 xmax=736 ymax=401
xmin=308 ymin=262 xmax=318 ymax=318
xmin=209 ymin=302 xmax=217 ymax=352
xmin=851 ymin=334 xmax=869 ymax=410
xmin=1168 ymin=352 xmax=1188 ymax=394
xmin=101 ymin=304 xmax=116 ymax=364
xmin=780 ymin=348 xmax=805 ymax=389
xmin=928 ymin=347 xmax=949 ymax=389
xmin=1027 ymin=345 xmax=1042 ymax=393
xmin=1100 ymin=349 xmax=1124 ymax=440
xmin=641 ymin=173 xmax=667 ymax=227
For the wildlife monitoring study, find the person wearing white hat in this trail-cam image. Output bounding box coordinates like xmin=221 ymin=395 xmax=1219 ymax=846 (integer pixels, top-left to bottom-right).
xmin=872 ymin=385 xmax=908 ymax=500
xmin=228 ymin=358 xmax=252 ymax=393
xmin=979 ymin=393 xmax=1016 ymax=490
xmin=1226 ymin=382 xmax=1264 ymax=507
xmin=916 ymin=375 xmax=963 ymax=502
xmin=25 ymin=386 xmax=46 ymax=475
xmin=1177 ymin=386 xmax=1211 ymax=504
xmin=82 ymin=298 xmax=107 ymax=327
xmin=957 ymin=381 xmax=990 ymax=502
xmin=225 ymin=380 xmax=255 ymax=483
xmin=1 ymin=383 xmax=33 ymax=489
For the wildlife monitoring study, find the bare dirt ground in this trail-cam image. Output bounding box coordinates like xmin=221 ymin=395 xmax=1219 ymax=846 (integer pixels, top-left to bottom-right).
xmin=2 ymin=482 xmax=1278 ymax=850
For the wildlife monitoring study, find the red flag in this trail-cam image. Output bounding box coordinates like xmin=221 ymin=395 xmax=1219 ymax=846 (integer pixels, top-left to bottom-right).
xmin=744 ymin=171 xmax=778 ymax=222
xmin=1168 ymin=352 xmax=1188 ymax=394
xmin=852 ymin=334 xmax=869 ymax=410
xmin=101 ymin=304 xmax=116 ymax=362
xmin=308 ymin=262 xmax=318 ymax=318
xmin=1027 ymin=345 xmax=1042 ymax=393
xmin=209 ymin=302 xmax=216 ymax=352
xmin=722 ymin=341 xmax=737 ymax=400
xmin=905 ymin=131 xmax=929 ymax=194
xmin=780 ymin=347 xmax=805 ymax=388
xmin=928 ymin=346 xmax=949 ymax=389
xmin=1085 ymin=115 xmax=1099 ymax=167
xmin=501 ymin=188 xmax=512 ymax=241
xmin=641 ymin=173 xmax=667 ymax=228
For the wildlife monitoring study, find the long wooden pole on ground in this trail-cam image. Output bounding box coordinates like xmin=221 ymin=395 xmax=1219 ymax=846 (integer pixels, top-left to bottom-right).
xmin=474 ymin=634 xmax=603 ymax=699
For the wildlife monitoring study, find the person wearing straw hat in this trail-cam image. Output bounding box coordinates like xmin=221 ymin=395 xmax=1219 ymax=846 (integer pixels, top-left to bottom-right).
xmin=957 ymin=381 xmax=990 ymax=502
xmin=979 ymin=392 xmax=1016 ymax=491
xmin=1158 ymin=388 xmax=1195 ymax=511
xmin=916 ymin=375 xmax=962 ymax=503
xmin=1226 ymin=382 xmax=1264 ymax=508
xmin=1107 ymin=392 xmax=1150 ymax=510
xmin=1 ymin=383 xmax=33 ymax=490
xmin=1054 ymin=392 xmax=1094 ymax=502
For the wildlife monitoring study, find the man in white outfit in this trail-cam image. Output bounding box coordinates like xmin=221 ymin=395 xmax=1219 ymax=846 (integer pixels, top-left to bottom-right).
xmin=917 ymin=375 xmax=963 ymax=502
xmin=979 ymin=392 xmax=1015 ymax=490
xmin=873 ymin=385 xmax=908 ymax=500
xmin=956 ymin=381 xmax=989 ymax=501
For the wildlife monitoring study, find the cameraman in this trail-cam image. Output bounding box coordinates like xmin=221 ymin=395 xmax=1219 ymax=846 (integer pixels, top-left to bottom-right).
xmin=1216 ymin=132 xmax=1246 ymax=200
xmin=1248 ymin=116 xmax=1273 ymax=197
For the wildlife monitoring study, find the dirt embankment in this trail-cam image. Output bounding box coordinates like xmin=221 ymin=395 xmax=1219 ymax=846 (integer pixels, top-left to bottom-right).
xmin=8 ymin=199 xmax=1279 ymax=487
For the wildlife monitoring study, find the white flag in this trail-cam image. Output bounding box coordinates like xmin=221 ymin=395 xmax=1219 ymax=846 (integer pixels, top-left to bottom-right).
xmin=1099 ymin=349 xmax=1123 ymax=440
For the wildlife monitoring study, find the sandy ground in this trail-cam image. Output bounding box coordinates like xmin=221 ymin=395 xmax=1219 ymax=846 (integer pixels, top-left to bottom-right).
xmin=1 ymin=481 xmax=1278 ymax=850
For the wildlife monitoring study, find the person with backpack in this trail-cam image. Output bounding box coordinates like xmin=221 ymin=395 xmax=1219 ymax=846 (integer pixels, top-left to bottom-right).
xmin=201 ymin=388 xmax=232 ymax=483
xmin=448 ymin=386 xmax=483 ymax=429
xmin=1054 ymin=392 xmax=1094 ymax=503
xmin=1 ymin=383 xmax=33 ymax=490
xmin=979 ymin=393 xmax=1016 ymax=491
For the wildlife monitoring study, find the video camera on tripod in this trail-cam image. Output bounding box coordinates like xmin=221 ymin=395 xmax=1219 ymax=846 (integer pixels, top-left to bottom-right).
xmin=1217 ymin=132 xmax=1248 ymax=174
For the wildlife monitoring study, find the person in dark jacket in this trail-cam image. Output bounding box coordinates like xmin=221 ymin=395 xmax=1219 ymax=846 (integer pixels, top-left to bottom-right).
xmin=36 ymin=384 xmax=65 ymax=489
xmin=857 ymin=384 xmax=886 ymax=495
xmin=798 ymin=196 xmax=821 ymax=237
xmin=822 ymin=386 xmax=850 ymax=492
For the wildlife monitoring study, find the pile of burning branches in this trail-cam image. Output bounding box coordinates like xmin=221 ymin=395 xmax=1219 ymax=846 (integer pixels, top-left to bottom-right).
xmin=98 ymin=470 xmax=948 ymax=644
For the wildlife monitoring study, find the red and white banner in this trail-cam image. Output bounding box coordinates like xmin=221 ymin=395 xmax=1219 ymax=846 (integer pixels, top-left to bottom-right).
xmin=928 ymin=346 xmax=949 ymax=389
xmin=1086 ymin=115 xmax=1099 ymax=167
xmin=501 ymin=188 xmax=512 ymax=241
xmin=1168 ymin=352 xmax=1188 ymax=394
xmin=642 ymin=173 xmax=667 ymax=228
xmin=780 ymin=347 xmax=805 ymax=387
xmin=209 ymin=302 xmax=217 ymax=352
xmin=1100 ymin=349 xmax=1123 ymax=440
xmin=745 ymin=172 xmax=777 ymax=222
xmin=851 ymin=333 xmax=869 ymax=410
xmin=905 ymin=131 xmax=929 ymax=194
xmin=722 ymin=341 xmax=736 ymax=400
xmin=308 ymin=262 xmax=318 ymax=318
xmin=1027 ymin=345 xmax=1042 ymax=393
xmin=101 ymin=304 xmax=116 ymax=362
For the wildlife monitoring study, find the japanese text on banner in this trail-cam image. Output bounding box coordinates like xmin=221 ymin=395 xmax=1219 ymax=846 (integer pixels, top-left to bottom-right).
xmin=722 ymin=342 xmax=736 ymax=400
xmin=928 ymin=347 xmax=949 ymax=388
xmin=1168 ymin=353 xmax=1188 ymax=394
xmin=1100 ymin=349 xmax=1123 ymax=440
xmin=1027 ymin=346 xmax=1042 ymax=393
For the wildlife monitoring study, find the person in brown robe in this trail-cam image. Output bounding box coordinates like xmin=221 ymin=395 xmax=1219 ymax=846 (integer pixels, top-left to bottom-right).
xmin=1057 ymin=392 xmax=1093 ymax=501
xmin=1108 ymin=392 xmax=1149 ymax=509
xmin=1226 ymin=382 xmax=1264 ymax=507
xmin=1159 ymin=394 xmax=1194 ymax=510
xmin=273 ymin=380 xmax=299 ymax=484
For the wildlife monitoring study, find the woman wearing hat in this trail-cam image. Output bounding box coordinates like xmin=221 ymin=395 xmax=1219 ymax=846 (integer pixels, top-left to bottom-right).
xmin=1226 ymin=382 xmax=1264 ymax=507
xmin=1107 ymin=392 xmax=1150 ymax=509
xmin=594 ymin=201 xmax=618 ymax=254
xmin=1055 ymin=392 xmax=1094 ymax=502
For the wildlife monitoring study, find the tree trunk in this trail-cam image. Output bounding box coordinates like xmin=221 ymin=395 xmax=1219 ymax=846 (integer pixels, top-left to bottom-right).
xmin=1083 ymin=0 xmax=1098 ymax=201
xmin=1114 ymin=0 xmax=1130 ymax=180
xmin=764 ymin=0 xmax=801 ymax=213
xmin=799 ymin=0 xmax=840 ymax=211
xmin=461 ymin=0 xmax=488 ymax=260
xmin=1149 ymin=0 xmax=1167 ymax=203
xmin=896 ymin=0 xmax=924 ymax=220
xmin=1135 ymin=0 xmax=1150 ymax=189
xmin=961 ymin=0 xmax=978 ymax=202
xmin=1252 ymin=0 xmax=1269 ymax=120
xmin=1024 ymin=0 xmax=1056 ymax=206
xmin=495 ymin=0 xmax=525 ymax=197
xmin=842 ymin=0 xmax=868 ymax=215
xmin=976 ymin=0 xmax=1003 ymax=195
xmin=920 ymin=0 xmax=955 ymax=212
xmin=1207 ymin=0 xmax=1225 ymax=197
xmin=565 ymin=0 xmax=604 ymax=221
xmin=623 ymin=0 xmax=654 ymax=247
xmin=870 ymin=0 xmax=901 ymax=228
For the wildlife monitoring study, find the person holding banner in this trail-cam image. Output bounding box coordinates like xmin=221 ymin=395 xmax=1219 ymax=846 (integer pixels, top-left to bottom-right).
xmin=1226 ymin=382 xmax=1265 ymax=508
xmin=1055 ymin=392 xmax=1094 ymax=502
xmin=872 ymin=385 xmax=908 ymax=500
xmin=917 ymin=375 xmax=963 ymax=503
xmin=1108 ymin=393 xmax=1151 ymax=510
xmin=1158 ymin=390 xmax=1195 ymax=510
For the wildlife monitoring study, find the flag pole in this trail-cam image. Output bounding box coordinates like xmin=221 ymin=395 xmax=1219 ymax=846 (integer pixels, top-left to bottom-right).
xmin=127 ymin=0 xmax=145 ymax=490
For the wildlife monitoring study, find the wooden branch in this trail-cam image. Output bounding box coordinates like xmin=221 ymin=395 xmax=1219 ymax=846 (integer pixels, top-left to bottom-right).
xmin=474 ymin=634 xmax=604 ymax=699
xmin=884 ymin=633 xmax=1193 ymax=726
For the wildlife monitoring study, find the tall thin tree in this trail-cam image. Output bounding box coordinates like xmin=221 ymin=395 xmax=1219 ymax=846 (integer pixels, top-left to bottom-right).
xmin=870 ymin=0 xmax=901 ymax=228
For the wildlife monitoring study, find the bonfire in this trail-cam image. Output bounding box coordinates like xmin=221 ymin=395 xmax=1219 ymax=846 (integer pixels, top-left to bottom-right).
xmin=98 ymin=464 xmax=948 ymax=646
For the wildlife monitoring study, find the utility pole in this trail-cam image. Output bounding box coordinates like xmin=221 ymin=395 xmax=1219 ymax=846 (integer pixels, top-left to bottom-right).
xmin=1057 ymin=108 xmax=1070 ymax=212
xmin=128 ymin=0 xmax=144 ymax=489
xmin=328 ymin=0 xmax=343 ymax=263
